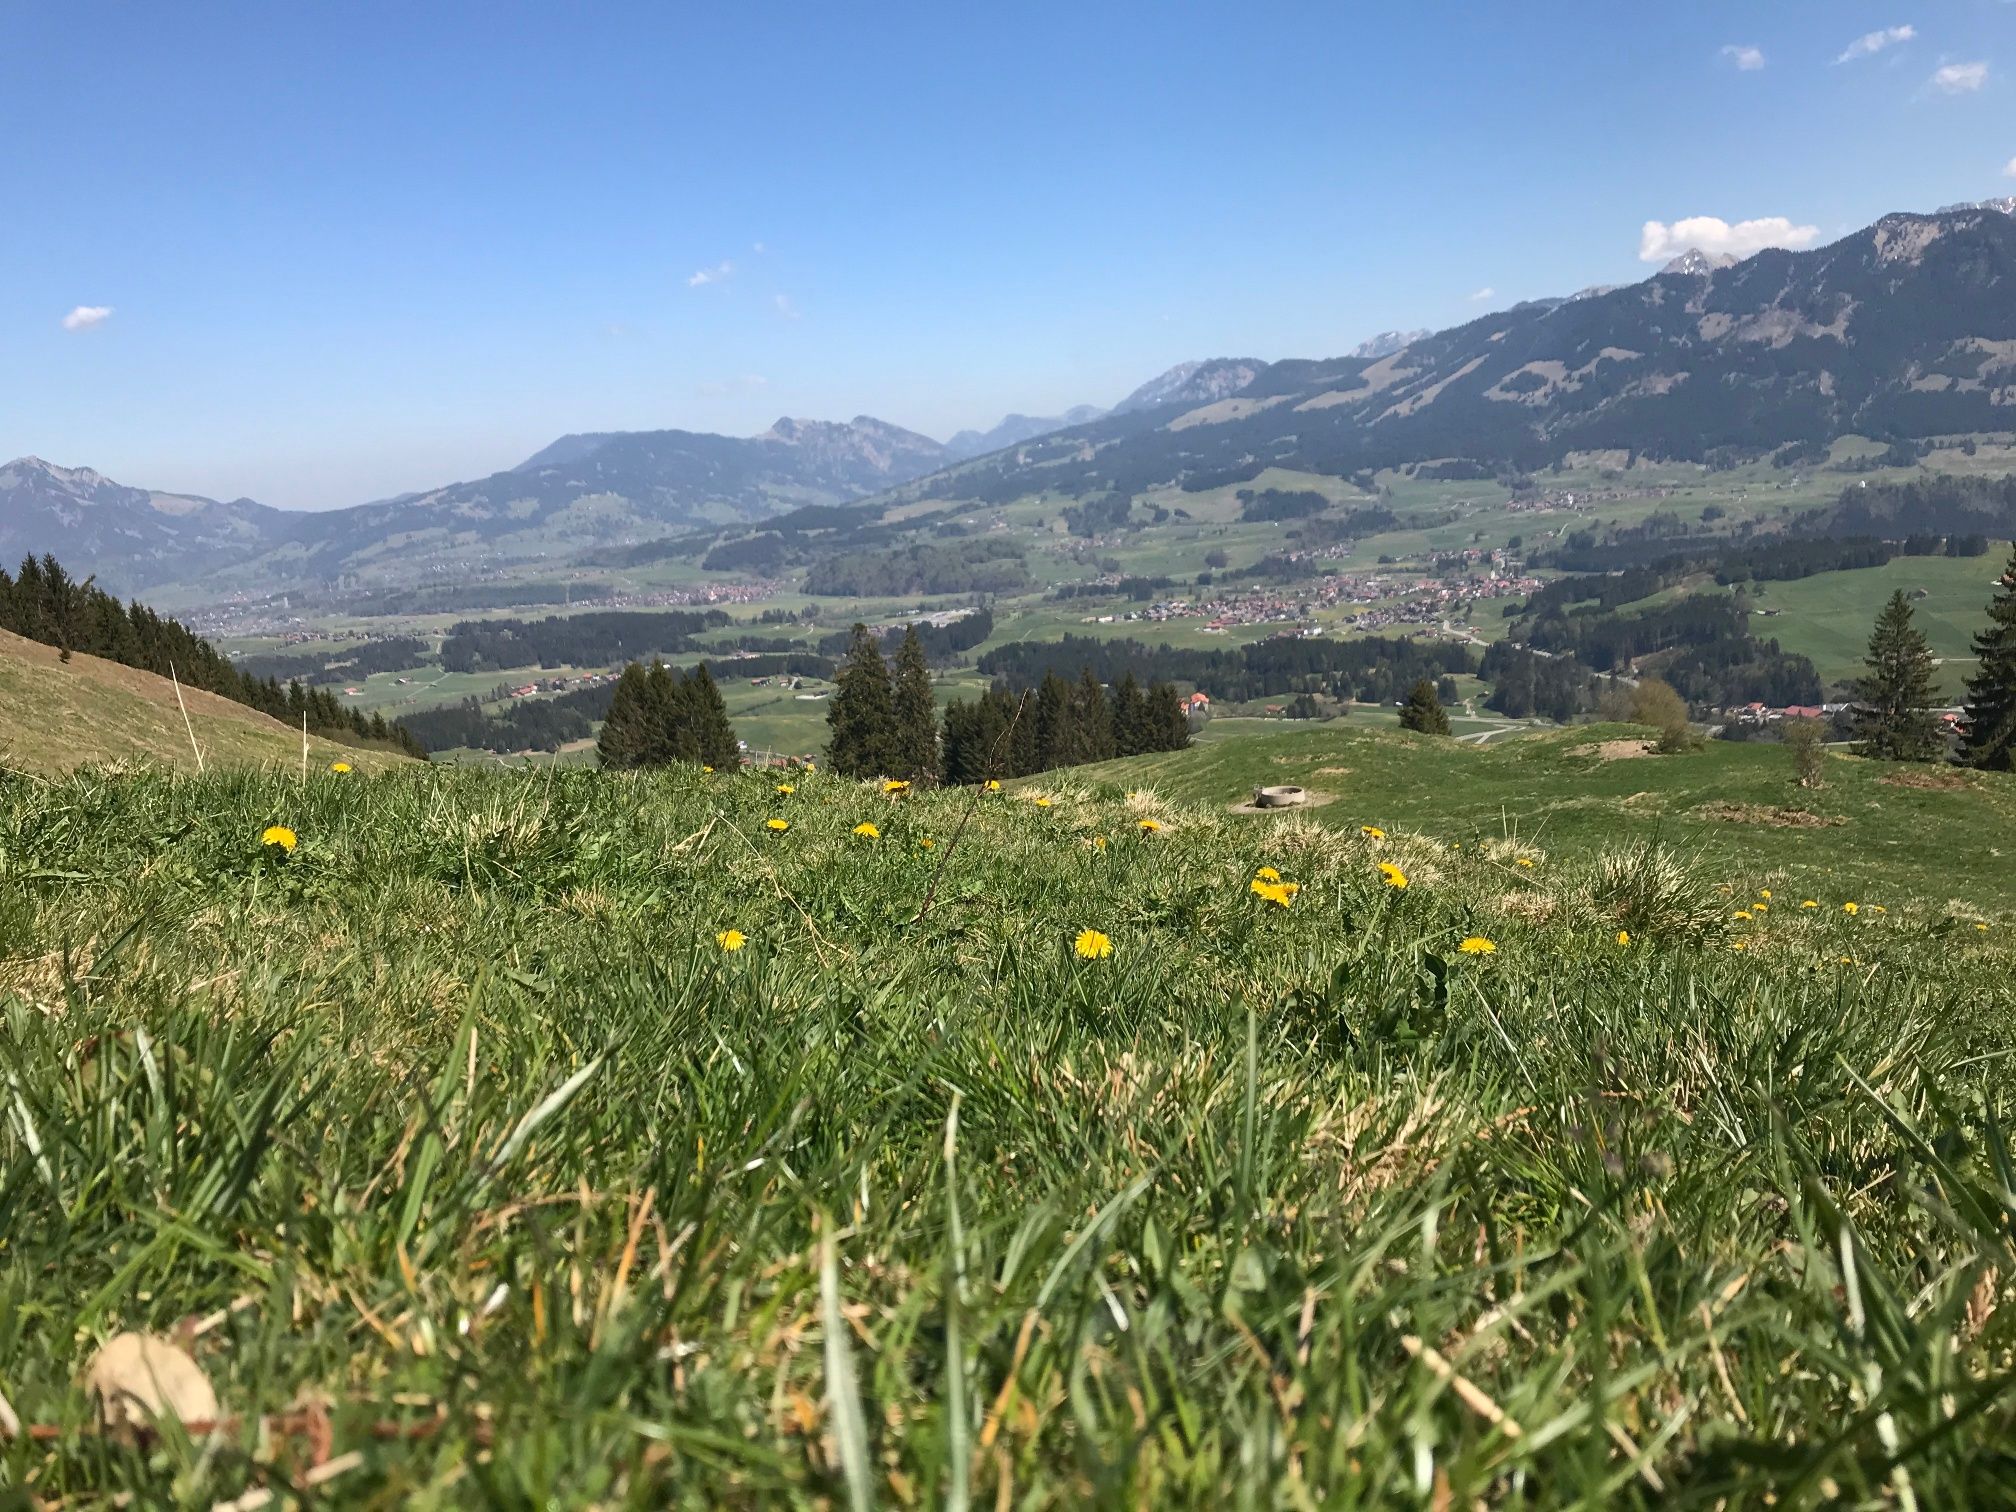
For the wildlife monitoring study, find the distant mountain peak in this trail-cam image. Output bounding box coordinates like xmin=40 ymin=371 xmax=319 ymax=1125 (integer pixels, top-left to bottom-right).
xmin=1350 ymin=330 xmax=1430 ymax=360
xmin=1113 ymin=358 xmax=1265 ymax=414
xmin=1659 ymin=248 xmax=1740 ymax=278
xmin=1936 ymin=196 xmax=2016 ymax=217
xmin=943 ymin=404 xmax=1107 ymax=461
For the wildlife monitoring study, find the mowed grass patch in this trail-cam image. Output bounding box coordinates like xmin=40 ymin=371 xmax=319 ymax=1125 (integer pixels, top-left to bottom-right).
xmin=1 ymin=763 xmax=2014 ymax=1504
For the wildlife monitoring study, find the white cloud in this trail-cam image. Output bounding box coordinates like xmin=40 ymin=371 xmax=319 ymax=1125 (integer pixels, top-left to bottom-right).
xmin=1467 ymin=286 xmax=1495 ymax=301
xmin=773 ymin=293 xmax=801 ymax=319
xmin=61 ymin=304 xmax=114 ymax=331
xmin=1638 ymin=215 xmax=1820 ymax=263
xmin=686 ymin=260 xmax=735 ymax=287
xmin=1931 ymin=61 xmax=1989 ymax=94
xmin=1836 ymin=25 xmax=1915 ymax=64
xmin=1721 ymin=44 xmax=1766 ymax=71
xmin=2005 ymin=155 xmax=2016 ymax=177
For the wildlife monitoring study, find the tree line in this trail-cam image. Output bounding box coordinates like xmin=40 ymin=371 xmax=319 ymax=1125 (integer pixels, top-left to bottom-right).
xmin=596 ymin=662 xmax=740 ymax=770
xmin=237 ymin=636 xmax=430 ymax=685
xmin=977 ymin=633 xmax=1474 ymax=707
xmin=0 ymin=555 xmax=426 ymax=757
xmin=440 ymin=609 xmax=731 ymax=673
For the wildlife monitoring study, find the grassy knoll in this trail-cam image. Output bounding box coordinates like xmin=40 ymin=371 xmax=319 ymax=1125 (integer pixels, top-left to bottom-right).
xmin=0 ymin=630 xmax=406 ymax=776
xmin=1083 ymin=721 xmax=2016 ymax=913
xmin=2 ymin=760 xmax=2014 ymax=1504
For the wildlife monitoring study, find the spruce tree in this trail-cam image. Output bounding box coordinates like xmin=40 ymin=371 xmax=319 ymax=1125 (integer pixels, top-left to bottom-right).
xmin=1145 ymin=683 xmax=1191 ymax=751
xmin=1853 ymin=590 xmax=1943 ymax=761
xmin=1110 ymin=672 xmax=1149 ymax=756
xmin=1960 ymin=547 xmax=2016 ymax=771
xmin=686 ymin=662 xmax=741 ymax=768
xmin=1032 ymin=671 xmax=1074 ymax=771
xmin=827 ymin=624 xmax=897 ymax=778
xmin=644 ymin=661 xmax=688 ymax=764
xmin=1398 ymin=678 xmax=1452 ymax=736
xmin=596 ymin=663 xmax=654 ymax=769
xmin=889 ymin=626 xmax=940 ymax=782
xmin=1069 ymin=668 xmax=1116 ymax=764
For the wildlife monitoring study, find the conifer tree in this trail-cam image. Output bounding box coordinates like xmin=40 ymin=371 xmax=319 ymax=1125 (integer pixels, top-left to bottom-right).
xmin=827 ymin=624 xmax=898 ymax=778
xmin=1066 ymin=668 xmax=1115 ymax=764
xmin=889 ymin=626 xmax=940 ymax=782
xmin=1032 ymin=671 xmax=1074 ymax=771
xmin=1146 ymin=682 xmax=1191 ymax=751
xmin=597 ymin=663 xmax=655 ymax=769
xmin=686 ymin=662 xmax=741 ymax=769
xmin=1854 ymin=590 xmax=1943 ymax=761
xmin=1960 ymin=547 xmax=2016 ymax=771
xmin=1398 ymin=678 xmax=1453 ymax=736
xmin=1110 ymin=672 xmax=1149 ymax=757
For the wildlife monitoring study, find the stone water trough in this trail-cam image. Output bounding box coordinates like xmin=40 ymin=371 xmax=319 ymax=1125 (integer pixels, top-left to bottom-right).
xmin=1250 ymin=785 xmax=1309 ymax=809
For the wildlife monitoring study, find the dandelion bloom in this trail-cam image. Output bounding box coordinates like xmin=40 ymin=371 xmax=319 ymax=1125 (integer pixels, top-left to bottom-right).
xmin=716 ymin=929 xmax=747 ymax=952
xmin=853 ymin=822 xmax=880 ymax=839
xmin=1759 ymin=889 xmax=1772 ymax=900
xmin=984 ymin=780 xmax=1001 ymax=792
xmin=261 ymin=825 xmax=298 ymax=852
xmin=919 ymin=837 xmax=935 ymax=849
xmin=1093 ymin=836 xmax=1107 ymax=850
xmin=1871 ymin=905 xmax=1887 ymax=915
xmin=1458 ymin=936 xmax=1496 ymax=956
xmin=1074 ymin=928 xmax=1113 ymax=960
xmin=703 ymin=765 xmax=714 ymax=774
xmin=1753 ymin=903 xmax=1768 ymax=914
xmin=1801 ymin=900 xmax=1818 ymax=909
xmin=1843 ymin=902 xmax=1859 ymax=915
xmin=1034 ymin=796 xmax=1053 ymax=808
xmin=1379 ymin=862 xmax=1408 ymax=890
xmin=329 ymin=761 xmax=352 ymax=775
xmin=1617 ymin=930 xmax=1631 ymax=946
xmin=883 ymin=779 xmax=911 ymax=794
xmin=766 ymin=818 xmax=790 ymax=833
xmin=1515 ymin=857 xmax=1536 ymax=868
xmin=1360 ymin=825 xmax=1386 ymax=841
xmin=1254 ymin=866 xmax=1282 ymax=883
xmin=1975 ymin=922 xmax=1989 ymax=932
xmin=1732 ymin=911 xmax=1752 ymax=922
xmin=776 ymin=783 xmax=795 ymax=795
xmin=1138 ymin=819 xmax=1162 ymax=833
xmin=1733 ymin=940 xmax=1748 ymax=952
xmin=1250 ymin=879 xmax=1294 ymax=907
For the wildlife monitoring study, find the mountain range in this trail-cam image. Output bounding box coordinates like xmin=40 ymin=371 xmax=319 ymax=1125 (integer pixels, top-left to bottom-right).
xmin=8 ymin=202 xmax=2016 ymax=600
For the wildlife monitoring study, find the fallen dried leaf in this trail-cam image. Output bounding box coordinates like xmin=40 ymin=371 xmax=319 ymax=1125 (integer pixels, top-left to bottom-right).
xmin=85 ymin=1332 xmax=220 ymax=1435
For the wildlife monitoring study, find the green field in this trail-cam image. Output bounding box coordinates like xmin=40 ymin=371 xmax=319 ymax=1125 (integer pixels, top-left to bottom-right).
xmin=3 ymin=752 xmax=2013 ymax=1504
xmin=1749 ymin=548 xmax=2009 ymax=698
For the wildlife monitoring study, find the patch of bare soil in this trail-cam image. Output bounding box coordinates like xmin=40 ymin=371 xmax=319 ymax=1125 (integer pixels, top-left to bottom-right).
xmin=1568 ymin=739 xmax=1656 ymax=761
xmin=1879 ymin=769 xmax=1974 ymax=792
xmin=1312 ymin=766 xmax=1352 ymax=777
xmin=1694 ymin=802 xmax=1845 ymax=829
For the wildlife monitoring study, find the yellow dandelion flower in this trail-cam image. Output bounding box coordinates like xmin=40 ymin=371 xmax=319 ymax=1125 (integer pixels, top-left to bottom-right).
xmin=328 ymin=761 xmax=352 ymax=775
xmin=1034 ymin=796 xmax=1053 ymax=808
xmin=1758 ymin=889 xmax=1772 ymax=900
xmin=776 ymin=783 xmax=795 ymax=795
xmin=1733 ymin=940 xmax=1748 ymax=952
xmin=1093 ymin=835 xmax=1108 ymax=850
xmin=1515 ymin=857 xmax=1536 ymax=868
xmin=1617 ymin=930 xmax=1631 ymax=946
xmin=1871 ymin=905 xmax=1887 ymax=915
xmin=1378 ymin=861 xmax=1408 ymax=890
xmin=1254 ymin=866 xmax=1281 ymax=883
xmin=261 ymin=825 xmax=298 ymax=851
xmin=1733 ymin=910 xmax=1752 ymax=922
xmin=703 ymin=765 xmax=714 ymax=774
xmin=716 ymin=929 xmax=747 ymax=952
xmin=1074 ymin=928 xmax=1113 ymax=960
xmin=883 ymin=779 xmax=911 ymax=793
xmin=1843 ymin=902 xmax=1859 ymax=915
xmin=1281 ymin=881 xmax=1301 ymax=898
xmin=984 ymin=779 xmax=1002 ymax=792
xmin=919 ymin=837 xmax=935 ymax=849
xmin=1458 ymin=936 xmax=1496 ymax=955
xmin=1801 ymin=900 xmax=1818 ymax=909
xmin=1753 ymin=903 xmax=1768 ymax=913
xmin=1975 ymin=922 xmax=1989 ymax=932
xmin=1360 ymin=825 xmax=1387 ymax=841
xmin=852 ymin=822 xmax=880 ymax=838
xmin=1250 ymin=879 xmax=1293 ymax=907
xmin=766 ymin=818 xmax=790 ymax=833
xmin=1138 ymin=818 xmax=1162 ymax=833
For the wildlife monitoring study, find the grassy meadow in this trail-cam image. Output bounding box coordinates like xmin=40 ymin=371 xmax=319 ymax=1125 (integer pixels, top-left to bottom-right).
xmin=4 ymin=756 xmax=2015 ymax=1505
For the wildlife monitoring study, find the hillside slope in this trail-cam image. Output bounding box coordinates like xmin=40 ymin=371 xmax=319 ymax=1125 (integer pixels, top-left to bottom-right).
xmin=0 ymin=629 xmax=408 ymax=774
xmin=1069 ymin=720 xmax=2016 ymax=909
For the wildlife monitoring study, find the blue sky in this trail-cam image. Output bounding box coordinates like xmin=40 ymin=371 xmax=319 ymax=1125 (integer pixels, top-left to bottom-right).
xmin=4 ymin=1 xmax=2014 ymax=508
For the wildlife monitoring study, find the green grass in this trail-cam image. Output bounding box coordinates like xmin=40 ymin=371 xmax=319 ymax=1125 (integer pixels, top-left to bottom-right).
xmin=3 ymin=754 xmax=2014 ymax=1504
xmin=1749 ymin=549 xmax=2010 ymax=698
xmin=1086 ymin=720 xmax=2016 ymax=911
